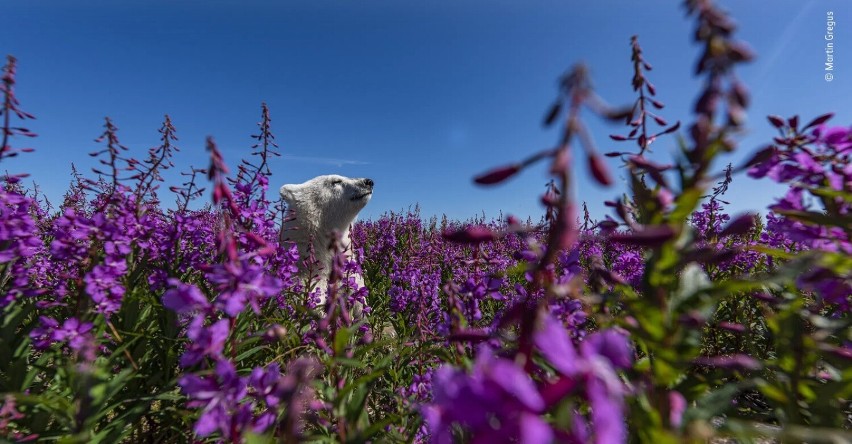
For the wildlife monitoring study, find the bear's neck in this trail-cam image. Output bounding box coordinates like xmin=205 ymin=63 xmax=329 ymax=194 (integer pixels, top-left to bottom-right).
xmin=281 ymin=209 xmax=354 ymax=275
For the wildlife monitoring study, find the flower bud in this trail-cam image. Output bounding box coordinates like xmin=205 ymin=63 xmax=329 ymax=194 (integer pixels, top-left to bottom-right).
xmin=610 ymin=225 xmax=676 ymax=247
xmin=719 ymin=213 xmax=755 ymax=237
xmin=588 ymin=154 xmax=613 ymax=186
xmin=474 ymin=164 xmax=521 ymax=185
xmin=549 ymin=147 xmax=570 ymax=176
xmin=442 ymin=225 xmax=499 ymax=243
xmin=767 ymin=115 xmax=785 ymax=128
xmin=787 ymin=115 xmax=799 ymax=131
xmin=543 ymin=101 xmax=562 ymax=127
xmin=695 ymin=354 xmax=761 ymax=371
xmin=803 ymin=112 xmax=834 ymax=130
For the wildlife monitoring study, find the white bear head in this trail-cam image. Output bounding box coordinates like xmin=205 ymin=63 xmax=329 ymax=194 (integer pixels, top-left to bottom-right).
xmin=279 ymin=174 xmax=374 ymax=239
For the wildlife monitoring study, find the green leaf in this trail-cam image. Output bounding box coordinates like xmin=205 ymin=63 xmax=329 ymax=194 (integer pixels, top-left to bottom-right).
xmin=355 ymin=414 xmax=403 ymax=443
xmin=333 ymin=357 xmax=367 ymax=368
xmin=345 ymin=383 xmax=370 ymax=425
xmin=670 ymin=188 xmax=703 ymax=224
xmin=775 ymin=209 xmax=852 ymax=229
xmin=683 ymin=382 xmax=750 ymax=423
xmin=757 ymin=381 xmax=788 ymax=404
xmin=334 ymin=326 xmax=354 ymax=356
xmin=338 ymin=368 xmax=386 ymax=401
xmin=806 ymin=186 xmax=852 ymax=204
xmin=236 ymin=342 xmax=267 ymax=362
xmin=244 ymin=432 xmax=276 ymax=444
xmin=670 ymin=262 xmax=711 ymax=312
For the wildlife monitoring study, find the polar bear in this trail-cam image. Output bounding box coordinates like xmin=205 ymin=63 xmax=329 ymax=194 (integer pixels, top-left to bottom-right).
xmin=279 ymin=174 xmax=373 ymax=305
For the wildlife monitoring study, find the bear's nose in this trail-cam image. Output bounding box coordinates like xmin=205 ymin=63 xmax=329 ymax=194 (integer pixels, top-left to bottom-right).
xmin=362 ymin=178 xmax=374 ymax=188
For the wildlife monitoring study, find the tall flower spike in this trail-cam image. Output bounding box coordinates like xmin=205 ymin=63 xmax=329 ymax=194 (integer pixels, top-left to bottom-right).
xmin=608 ymin=36 xmax=679 ymax=156
xmin=232 ymin=102 xmax=281 ymax=206
xmin=133 ymin=115 xmax=180 ymax=206
xmin=0 ymin=55 xmax=37 ymax=179
xmin=87 ymin=117 xmax=132 ymax=202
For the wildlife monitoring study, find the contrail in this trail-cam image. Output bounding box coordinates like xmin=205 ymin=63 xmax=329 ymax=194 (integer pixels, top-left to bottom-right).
xmin=281 ymin=155 xmax=370 ymax=167
xmin=753 ymin=1 xmax=816 ymax=97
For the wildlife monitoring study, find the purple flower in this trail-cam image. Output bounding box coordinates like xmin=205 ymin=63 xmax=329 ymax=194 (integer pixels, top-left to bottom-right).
xmin=424 ymin=347 xmax=551 ymax=444
xmin=180 ymin=316 xmax=230 ymax=367
xmin=610 ymin=249 xmax=644 ymax=287
xmin=0 ymin=189 xmax=42 ymax=308
xmin=162 ymin=279 xmax=210 ymax=314
xmin=581 ymin=330 xmax=633 ymax=370
xmin=249 ymin=363 xmax=282 ymax=408
xmin=558 ymin=248 xmax=582 ymax=279
xmin=534 ymin=315 xmax=631 ymax=443
xmin=669 ymin=391 xmax=687 ymax=428
xmin=586 ymin=376 xmax=626 ymax=444
xmin=695 ymin=354 xmax=762 ymax=371
xmin=205 ymin=259 xmax=282 ymax=317
xmin=535 ymin=314 xmax=580 ymax=375
xmin=54 ymin=318 xmax=94 ymax=351
xmin=0 ymin=394 xmax=36 ymax=442
xmin=813 ymin=125 xmax=852 ymax=151
xmin=29 ymin=316 xmax=60 ymax=350
xmin=549 ymin=298 xmax=587 ymax=340
xmin=179 ymin=359 xmax=249 ymax=438
xmin=84 ymin=259 xmax=128 ymax=317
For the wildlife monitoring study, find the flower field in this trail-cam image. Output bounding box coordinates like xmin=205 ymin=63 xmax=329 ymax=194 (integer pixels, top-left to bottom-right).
xmin=1 ymin=1 xmax=850 ymax=443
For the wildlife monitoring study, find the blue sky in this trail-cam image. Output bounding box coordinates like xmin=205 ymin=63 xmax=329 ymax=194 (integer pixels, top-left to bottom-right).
xmin=4 ymin=0 xmax=850 ymax=222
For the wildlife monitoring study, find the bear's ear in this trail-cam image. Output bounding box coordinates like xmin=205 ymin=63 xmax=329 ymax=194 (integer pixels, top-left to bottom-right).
xmin=279 ymin=184 xmax=300 ymax=203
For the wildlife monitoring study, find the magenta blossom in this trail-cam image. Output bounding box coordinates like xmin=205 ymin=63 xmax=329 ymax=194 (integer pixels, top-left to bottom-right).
xmin=535 ymin=315 xmax=633 ymax=444
xmin=179 ymin=316 xmax=230 ymax=368
xmin=162 ymin=279 xmax=210 ymax=314
xmin=423 ymin=346 xmax=552 ymax=444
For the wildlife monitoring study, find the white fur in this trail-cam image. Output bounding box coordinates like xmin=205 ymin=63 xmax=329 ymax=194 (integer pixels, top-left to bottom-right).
xmin=279 ymin=174 xmax=373 ymax=303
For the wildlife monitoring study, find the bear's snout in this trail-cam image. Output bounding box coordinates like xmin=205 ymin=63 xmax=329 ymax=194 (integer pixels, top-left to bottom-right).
xmin=362 ymin=178 xmax=374 ymax=189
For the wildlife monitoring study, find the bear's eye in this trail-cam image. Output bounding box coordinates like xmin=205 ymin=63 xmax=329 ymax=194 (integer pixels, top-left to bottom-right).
xmin=329 ymin=179 xmax=343 ymax=186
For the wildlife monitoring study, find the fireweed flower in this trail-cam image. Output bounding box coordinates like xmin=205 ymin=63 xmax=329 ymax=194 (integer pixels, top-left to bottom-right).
xmin=423 ymin=346 xmax=553 ymax=444
xmin=46 ymin=196 xmax=149 ymax=316
xmin=812 ymin=124 xmax=852 ymax=151
xmin=389 ymin=266 xmax=444 ymax=333
xmin=557 ymin=248 xmax=582 ymax=283
xmin=246 ymin=364 xmax=283 ymax=433
xmin=549 ymin=298 xmax=587 ymax=340
xmin=402 ymin=370 xmax=435 ymax=406
xmin=0 ymin=394 xmax=36 ymax=442
xmin=746 ymin=121 xmax=852 ymax=308
xmin=691 ymin=200 xmax=730 ymax=239
xmin=455 ymin=276 xmax=491 ymax=322
xmin=182 ymin=360 xmax=316 ymax=439
xmin=798 ymin=269 xmax=852 ymax=312
xmin=610 ymin=248 xmax=644 ymax=287
xmin=180 ymin=316 xmax=230 ymax=368
xmin=49 ymin=209 xmax=96 ymax=261
xmin=0 ymin=189 xmax=43 ymax=307
xmin=669 ymin=391 xmax=687 ymax=428
xmin=54 ymin=317 xmax=95 ymax=352
xmin=84 ymin=259 xmax=128 ymax=317
xmin=179 ymin=359 xmax=250 ymax=439
xmin=162 ymin=278 xmax=210 ymax=314
xmin=0 ymin=189 xmax=40 ymax=262
xmin=581 ymin=329 xmax=633 ymax=371
xmin=29 ymin=316 xmax=60 ymax=350
xmin=29 ymin=316 xmax=96 ymax=361
xmin=249 ymin=363 xmax=283 ymax=408
xmin=339 ymin=256 xmax=371 ymax=316
xmin=204 ymin=258 xmax=283 ymax=317
xmin=425 ymin=314 xmax=633 ymax=444
xmin=535 ymin=315 xmax=632 ymax=443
